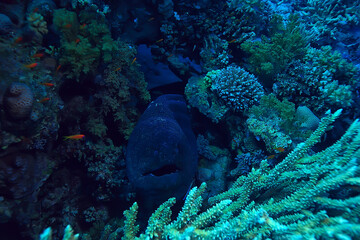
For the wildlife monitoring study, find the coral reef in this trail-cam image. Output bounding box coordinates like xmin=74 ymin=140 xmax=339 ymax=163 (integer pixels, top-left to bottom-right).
xmin=91 ymin=41 xmax=150 ymax=140
xmin=1 ymin=0 xmax=360 ymax=239
xmin=119 ymin=109 xmax=360 ymax=239
xmin=274 ymin=45 xmax=358 ymax=114
xmin=300 ymin=0 xmax=360 ymax=45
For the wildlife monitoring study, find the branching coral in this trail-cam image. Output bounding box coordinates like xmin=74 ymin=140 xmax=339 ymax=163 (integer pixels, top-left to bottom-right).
xmin=301 ymin=0 xmax=360 ymax=42
xmin=208 ymin=65 xmax=264 ymax=113
xmin=40 ymin=225 xmax=79 ymax=240
xmin=185 ymin=66 xmax=264 ymax=122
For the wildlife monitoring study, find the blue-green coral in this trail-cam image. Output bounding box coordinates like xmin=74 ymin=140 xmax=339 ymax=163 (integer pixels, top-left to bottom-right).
xmin=208 ymin=65 xmax=264 ymax=113
xmin=185 ymin=65 xmax=264 ymax=122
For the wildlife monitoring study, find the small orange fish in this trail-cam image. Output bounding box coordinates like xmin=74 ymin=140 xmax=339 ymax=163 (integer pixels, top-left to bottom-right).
xmin=63 ymin=23 xmax=72 ymax=29
xmin=38 ymin=97 xmax=50 ymax=103
xmin=40 ymin=83 xmax=55 ymax=87
xmin=25 ymin=63 xmax=38 ymax=69
xmin=131 ymin=57 xmax=137 ymax=65
xmin=275 ymin=147 xmax=285 ymax=152
xmin=32 ymin=53 xmax=44 ymax=58
xmin=56 ymin=64 xmax=62 ymax=72
xmin=75 ymin=38 xmax=81 ymax=44
xmin=167 ymin=54 xmax=174 ymax=59
xmin=33 ymin=7 xmax=39 ymax=13
xmin=114 ymin=67 xmax=121 ymax=72
xmin=228 ymin=39 xmax=236 ymax=44
xmin=267 ymin=155 xmax=275 ymax=159
xmin=63 ymin=134 xmax=85 ymax=140
xmin=156 ymin=38 xmax=164 ymax=43
xmin=14 ymin=36 xmax=23 ymax=44
xmin=148 ymin=17 xmax=155 ymax=22
xmin=80 ymin=23 xmax=86 ymax=29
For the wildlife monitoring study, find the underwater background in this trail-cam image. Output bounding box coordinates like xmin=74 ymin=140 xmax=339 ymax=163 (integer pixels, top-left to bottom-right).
xmin=0 ymin=0 xmax=360 ymax=239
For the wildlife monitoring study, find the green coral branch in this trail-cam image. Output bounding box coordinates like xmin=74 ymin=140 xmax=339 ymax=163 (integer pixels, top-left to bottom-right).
xmin=40 ymin=225 xmax=79 ymax=240
xmin=123 ymin=202 xmax=139 ymax=240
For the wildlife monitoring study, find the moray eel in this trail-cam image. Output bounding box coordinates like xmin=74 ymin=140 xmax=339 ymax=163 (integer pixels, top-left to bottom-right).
xmin=126 ymin=94 xmax=197 ymax=210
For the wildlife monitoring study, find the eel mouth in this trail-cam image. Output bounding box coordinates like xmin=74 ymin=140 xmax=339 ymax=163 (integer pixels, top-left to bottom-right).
xmin=143 ymin=164 xmax=180 ymax=177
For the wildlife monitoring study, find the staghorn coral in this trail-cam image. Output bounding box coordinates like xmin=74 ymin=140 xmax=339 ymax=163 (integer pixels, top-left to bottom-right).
xmin=2 ymin=82 xmax=34 ymax=120
xmin=300 ymin=0 xmax=360 ymax=43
